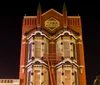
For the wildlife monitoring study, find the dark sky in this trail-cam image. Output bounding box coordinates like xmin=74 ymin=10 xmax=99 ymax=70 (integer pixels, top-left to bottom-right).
xmin=0 ymin=0 xmax=100 ymax=85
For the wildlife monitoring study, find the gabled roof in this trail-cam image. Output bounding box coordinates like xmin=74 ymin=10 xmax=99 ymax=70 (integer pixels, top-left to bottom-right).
xmin=42 ymin=8 xmax=63 ymax=16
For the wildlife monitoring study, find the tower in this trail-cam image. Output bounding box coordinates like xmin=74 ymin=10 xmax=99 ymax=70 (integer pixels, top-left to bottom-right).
xmin=19 ymin=3 xmax=87 ymax=85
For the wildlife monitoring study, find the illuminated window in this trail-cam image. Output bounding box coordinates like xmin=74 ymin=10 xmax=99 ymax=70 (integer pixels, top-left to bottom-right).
xmin=27 ymin=71 xmax=31 ymax=85
xmin=35 ymin=41 xmax=41 ymax=58
xmin=34 ymin=70 xmax=40 ymax=85
xmin=64 ymin=41 xmax=70 ymax=58
xmin=72 ymin=42 xmax=77 ymax=60
xmin=28 ymin=43 xmax=32 ymax=60
xmin=65 ymin=70 xmax=71 ymax=85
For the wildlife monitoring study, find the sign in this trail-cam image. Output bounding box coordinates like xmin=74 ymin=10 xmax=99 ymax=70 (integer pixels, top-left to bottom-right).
xmin=44 ymin=17 xmax=60 ymax=31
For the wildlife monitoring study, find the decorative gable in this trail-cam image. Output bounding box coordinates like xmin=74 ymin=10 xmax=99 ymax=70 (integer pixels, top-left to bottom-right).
xmin=41 ymin=9 xmax=63 ymax=34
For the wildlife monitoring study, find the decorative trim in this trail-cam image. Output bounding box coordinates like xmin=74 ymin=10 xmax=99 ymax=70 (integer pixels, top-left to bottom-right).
xmin=22 ymin=41 xmax=28 ymax=44
xmin=21 ymin=65 xmax=26 ymax=74
xmin=24 ymin=16 xmax=37 ymax=18
xmin=27 ymin=31 xmax=50 ymax=40
xmin=77 ymin=42 xmax=82 ymax=44
xmin=42 ymin=8 xmax=63 ymax=16
xmin=55 ymin=31 xmax=77 ymax=40
xmin=67 ymin=16 xmax=80 ymax=18
xmin=78 ymin=65 xmax=84 ymax=73
xmin=49 ymin=41 xmax=55 ymax=44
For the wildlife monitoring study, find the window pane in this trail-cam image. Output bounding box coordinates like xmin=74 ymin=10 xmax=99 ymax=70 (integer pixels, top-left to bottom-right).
xmin=28 ymin=43 xmax=32 ymax=60
xmin=57 ymin=71 xmax=61 ymax=85
xmin=34 ymin=70 xmax=40 ymax=85
xmin=64 ymin=42 xmax=70 ymax=58
xmin=27 ymin=71 xmax=31 ymax=85
xmin=35 ymin=41 xmax=41 ymax=58
xmin=65 ymin=70 xmax=71 ymax=85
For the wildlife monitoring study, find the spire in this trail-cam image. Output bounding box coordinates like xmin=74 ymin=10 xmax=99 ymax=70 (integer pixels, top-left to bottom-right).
xmin=62 ymin=2 xmax=67 ymax=13
xmin=37 ymin=2 xmax=42 ymax=12
xmin=62 ymin=2 xmax=67 ymax=28
xmin=37 ymin=2 xmax=42 ymax=27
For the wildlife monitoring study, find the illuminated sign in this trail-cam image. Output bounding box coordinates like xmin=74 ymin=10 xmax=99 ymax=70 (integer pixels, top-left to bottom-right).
xmin=44 ymin=17 xmax=60 ymax=31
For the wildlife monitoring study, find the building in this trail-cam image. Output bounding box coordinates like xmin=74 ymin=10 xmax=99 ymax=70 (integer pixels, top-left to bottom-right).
xmin=19 ymin=3 xmax=87 ymax=85
xmin=0 ymin=3 xmax=86 ymax=85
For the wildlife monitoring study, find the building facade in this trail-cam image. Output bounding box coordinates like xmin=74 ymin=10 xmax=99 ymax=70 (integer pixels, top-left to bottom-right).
xmin=19 ymin=3 xmax=86 ymax=85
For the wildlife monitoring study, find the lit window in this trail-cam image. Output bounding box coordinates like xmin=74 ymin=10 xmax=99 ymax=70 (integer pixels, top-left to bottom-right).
xmin=65 ymin=70 xmax=71 ymax=85
xmin=35 ymin=41 xmax=41 ymax=58
xmin=72 ymin=42 xmax=77 ymax=60
xmin=27 ymin=71 xmax=31 ymax=85
xmin=64 ymin=41 xmax=70 ymax=58
xmin=28 ymin=43 xmax=32 ymax=60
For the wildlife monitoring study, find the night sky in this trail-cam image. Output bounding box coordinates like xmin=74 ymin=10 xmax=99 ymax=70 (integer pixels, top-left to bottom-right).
xmin=0 ymin=0 xmax=100 ymax=85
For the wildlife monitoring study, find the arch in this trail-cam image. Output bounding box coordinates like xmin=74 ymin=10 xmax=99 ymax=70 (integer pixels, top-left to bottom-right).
xmin=34 ymin=61 xmax=41 ymax=64
xmin=55 ymin=31 xmax=77 ymax=40
xmin=27 ymin=31 xmax=49 ymax=40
